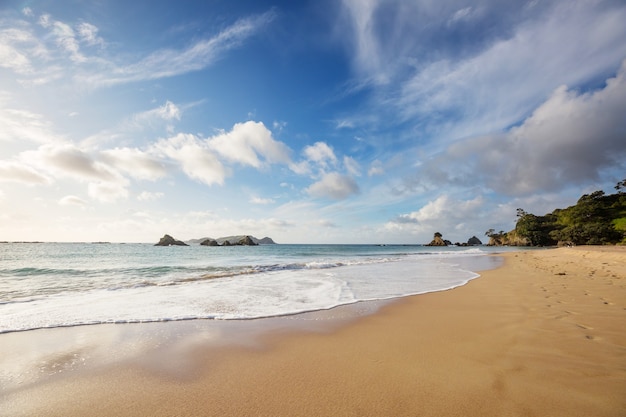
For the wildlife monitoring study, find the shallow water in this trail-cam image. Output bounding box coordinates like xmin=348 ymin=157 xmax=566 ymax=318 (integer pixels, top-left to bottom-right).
xmin=0 ymin=243 xmax=512 ymax=333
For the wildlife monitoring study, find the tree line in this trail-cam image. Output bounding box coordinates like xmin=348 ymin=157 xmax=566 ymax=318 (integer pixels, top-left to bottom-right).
xmin=486 ymin=179 xmax=626 ymax=246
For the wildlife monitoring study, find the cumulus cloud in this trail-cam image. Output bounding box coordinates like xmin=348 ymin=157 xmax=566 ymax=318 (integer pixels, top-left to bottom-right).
xmin=154 ymin=133 xmax=228 ymax=186
xmin=337 ymin=0 xmax=626 ymax=144
xmin=304 ymin=141 xmax=336 ymax=164
xmin=24 ymin=143 xmax=119 ymax=182
xmin=150 ymin=121 xmax=292 ymax=186
xmin=395 ymin=195 xmax=483 ymax=224
xmin=209 ymin=121 xmax=292 ymax=168
xmin=306 ymin=172 xmax=359 ymax=200
xmin=385 ymin=194 xmax=487 ymax=241
xmin=100 ymin=147 xmax=168 ymax=181
xmin=415 ymin=60 xmax=626 ymax=196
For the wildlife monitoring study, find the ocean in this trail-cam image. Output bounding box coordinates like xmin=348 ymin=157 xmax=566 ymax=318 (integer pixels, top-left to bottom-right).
xmin=0 ymin=242 xmax=514 ymax=334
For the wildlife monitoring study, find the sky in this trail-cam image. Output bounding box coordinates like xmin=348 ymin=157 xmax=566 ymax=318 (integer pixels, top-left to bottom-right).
xmin=1 ymin=0 xmax=625 ymax=244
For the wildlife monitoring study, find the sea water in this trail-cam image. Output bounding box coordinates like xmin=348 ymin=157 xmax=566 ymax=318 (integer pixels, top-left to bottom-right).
xmin=0 ymin=242 xmax=514 ymax=334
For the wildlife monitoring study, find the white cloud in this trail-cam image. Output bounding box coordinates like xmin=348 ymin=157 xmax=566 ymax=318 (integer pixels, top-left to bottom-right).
xmin=209 ymin=121 xmax=292 ymax=168
xmin=0 ymin=102 xmax=62 ymax=144
xmin=83 ymin=11 xmax=277 ymax=87
xmin=154 ymin=133 xmax=228 ymax=186
xmin=335 ymin=119 xmax=355 ymax=129
xmin=24 ymin=143 xmax=119 ymax=182
xmin=368 ymin=160 xmax=384 ymax=177
xmin=448 ymin=7 xmax=476 ymax=25
xmin=0 ymin=161 xmax=51 ymax=184
xmin=82 ymin=101 xmax=183 ymax=147
xmin=344 ymin=156 xmax=361 ymax=177
xmin=317 ymin=219 xmax=338 ymax=228
xmin=77 ymin=22 xmax=104 ymax=47
xmin=396 ymin=1 xmax=626 ymax=140
xmin=22 ymin=7 xmax=33 ymax=17
xmin=50 ymin=20 xmax=85 ymax=63
xmin=0 ymin=28 xmax=36 ymax=74
xmin=416 ymin=60 xmax=626 ymax=196
xmin=339 ymin=0 xmax=388 ymax=86
xmin=303 ymin=142 xmax=337 ymax=168
xmin=272 ymin=120 xmax=287 ymax=133
xmin=306 ymin=172 xmax=359 ymax=200
xmin=138 ymin=101 xmax=181 ymax=123
xmin=250 ymin=196 xmax=275 ymax=205
xmin=4 ymin=10 xmax=275 ymax=89
xmin=385 ymin=194 xmax=486 ymax=242
xmin=38 ymin=14 xmax=51 ymax=28
xmin=100 ymin=147 xmax=168 ymax=181
xmin=88 ymin=181 xmax=129 ymax=203
xmin=58 ymin=195 xmax=87 ymax=206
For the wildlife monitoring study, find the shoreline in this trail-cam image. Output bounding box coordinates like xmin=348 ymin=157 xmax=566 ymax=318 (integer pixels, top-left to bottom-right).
xmin=2 ymin=247 xmax=625 ymax=416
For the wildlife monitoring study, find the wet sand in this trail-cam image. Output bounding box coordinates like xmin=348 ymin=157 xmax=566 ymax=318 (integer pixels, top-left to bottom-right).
xmin=2 ymin=247 xmax=625 ymax=416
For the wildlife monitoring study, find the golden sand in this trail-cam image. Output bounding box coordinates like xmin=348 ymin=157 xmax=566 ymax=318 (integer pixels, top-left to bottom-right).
xmin=2 ymin=247 xmax=625 ymax=416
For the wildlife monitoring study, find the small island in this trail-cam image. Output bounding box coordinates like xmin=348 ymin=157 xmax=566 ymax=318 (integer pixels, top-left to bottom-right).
xmin=155 ymin=234 xmax=276 ymax=246
xmin=154 ymin=234 xmax=189 ymax=246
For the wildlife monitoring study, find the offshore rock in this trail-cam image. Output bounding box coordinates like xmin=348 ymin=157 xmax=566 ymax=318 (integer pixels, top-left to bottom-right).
xmin=467 ymin=236 xmax=482 ymax=245
xmin=237 ymin=236 xmax=258 ymax=246
xmin=154 ymin=234 xmax=189 ymax=246
xmin=426 ymin=236 xmax=447 ymax=246
xmin=200 ymin=239 xmax=219 ymax=246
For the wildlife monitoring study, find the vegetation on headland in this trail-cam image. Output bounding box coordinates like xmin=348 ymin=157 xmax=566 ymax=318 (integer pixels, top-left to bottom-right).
xmin=486 ymin=179 xmax=626 ymax=246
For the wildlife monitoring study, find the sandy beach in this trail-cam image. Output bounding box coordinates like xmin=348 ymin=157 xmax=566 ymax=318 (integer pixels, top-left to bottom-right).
xmin=2 ymin=246 xmax=625 ymax=416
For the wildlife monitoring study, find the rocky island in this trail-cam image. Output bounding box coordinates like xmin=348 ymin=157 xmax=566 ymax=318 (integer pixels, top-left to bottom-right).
xmin=425 ymin=232 xmax=449 ymax=246
xmin=154 ymin=234 xmax=189 ymax=246
xmin=155 ymin=234 xmax=276 ymax=246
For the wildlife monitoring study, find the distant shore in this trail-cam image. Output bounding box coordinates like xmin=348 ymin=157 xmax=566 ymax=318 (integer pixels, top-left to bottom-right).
xmin=2 ymin=246 xmax=625 ymax=416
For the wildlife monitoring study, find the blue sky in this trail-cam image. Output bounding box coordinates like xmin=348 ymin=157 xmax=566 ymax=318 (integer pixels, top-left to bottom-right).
xmin=1 ymin=0 xmax=625 ymax=244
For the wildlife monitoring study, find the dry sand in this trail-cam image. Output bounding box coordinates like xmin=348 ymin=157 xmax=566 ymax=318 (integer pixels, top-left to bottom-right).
xmin=2 ymin=247 xmax=625 ymax=416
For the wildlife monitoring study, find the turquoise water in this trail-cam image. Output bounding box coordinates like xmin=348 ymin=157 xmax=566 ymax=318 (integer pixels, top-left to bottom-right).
xmin=0 ymin=243 xmax=514 ymax=333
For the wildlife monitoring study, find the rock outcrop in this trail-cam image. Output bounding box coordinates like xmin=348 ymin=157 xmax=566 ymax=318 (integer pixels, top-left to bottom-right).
xmin=236 ymin=236 xmax=258 ymax=246
xmin=426 ymin=233 xmax=448 ymax=246
xmin=467 ymin=236 xmax=482 ymax=245
xmin=200 ymin=239 xmax=219 ymax=246
xmin=154 ymin=234 xmax=189 ymax=246
xmin=257 ymin=237 xmax=276 ymax=244
xmin=487 ymin=230 xmax=531 ymax=246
